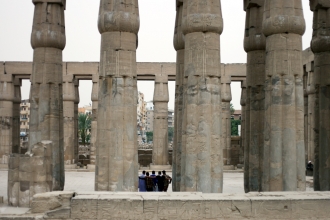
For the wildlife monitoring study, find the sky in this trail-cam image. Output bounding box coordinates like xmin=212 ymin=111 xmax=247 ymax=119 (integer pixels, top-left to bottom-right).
xmin=0 ymin=1 xmax=313 ymax=110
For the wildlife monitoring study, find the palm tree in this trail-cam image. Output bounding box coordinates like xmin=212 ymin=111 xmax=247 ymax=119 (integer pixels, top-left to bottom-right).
xmin=78 ymin=113 xmax=91 ymax=145
xmin=230 ymin=103 xmax=235 ymax=115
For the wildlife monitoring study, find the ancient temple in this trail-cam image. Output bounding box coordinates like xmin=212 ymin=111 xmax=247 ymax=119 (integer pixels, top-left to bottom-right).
xmin=1 ymin=1 xmax=330 ymax=215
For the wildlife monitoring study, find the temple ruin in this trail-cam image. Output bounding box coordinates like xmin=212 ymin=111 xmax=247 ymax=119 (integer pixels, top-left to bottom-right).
xmin=0 ymin=0 xmax=330 ymax=219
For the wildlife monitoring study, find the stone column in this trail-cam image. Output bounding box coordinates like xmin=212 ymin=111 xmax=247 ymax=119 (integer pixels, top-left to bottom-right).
xmin=0 ymin=72 xmax=15 ymax=160
xmin=90 ymin=74 xmax=98 ymax=166
xmin=74 ymin=79 xmax=79 ymax=163
xmin=310 ymin=0 xmax=330 ymax=191
xmin=96 ymin=0 xmax=139 ymax=191
xmin=240 ymin=80 xmax=246 ymax=166
xmin=29 ymin=0 xmax=66 ymax=190
xmin=172 ymin=0 xmax=185 ymax=192
xmin=181 ymin=0 xmax=223 ymax=193
xmin=152 ymin=71 xmax=169 ymax=166
xmin=262 ymin=0 xmax=306 ymax=191
xmin=12 ymin=77 xmax=22 ymax=154
xmin=243 ymin=0 xmax=266 ymax=192
xmin=63 ymin=75 xmax=75 ymax=164
xmin=303 ymin=68 xmax=308 ymax=166
xmin=221 ymin=68 xmax=232 ymax=166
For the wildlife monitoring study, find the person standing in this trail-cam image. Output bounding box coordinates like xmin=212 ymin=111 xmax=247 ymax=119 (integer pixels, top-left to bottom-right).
xmin=156 ymin=171 xmax=164 ymax=192
xmin=138 ymin=170 xmax=146 ymax=192
xmin=145 ymin=172 xmax=155 ymax=192
xmin=162 ymin=170 xmax=172 ymax=192
xmin=150 ymin=170 xmax=158 ymax=191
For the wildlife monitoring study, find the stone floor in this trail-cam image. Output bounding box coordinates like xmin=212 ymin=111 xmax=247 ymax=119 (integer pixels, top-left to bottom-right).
xmin=0 ymin=170 xmax=313 ymax=204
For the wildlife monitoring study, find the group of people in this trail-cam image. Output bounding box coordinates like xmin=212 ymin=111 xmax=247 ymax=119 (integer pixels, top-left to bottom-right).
xmin=138 ymin=170 xmax=172 ymax=192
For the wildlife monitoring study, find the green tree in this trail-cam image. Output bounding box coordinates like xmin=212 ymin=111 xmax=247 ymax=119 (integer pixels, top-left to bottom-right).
xmin=231 ymin=119 xmax=241 ymax=136
xmin=168 ymin=127 xmax=174 ymax=142
xmin=146 ymin=131 xmax=153 ymax=143
xmin=78 ymin=113 xmax=91 ymax=145
xmin=230 ymin=102 xmax=235 ymax=115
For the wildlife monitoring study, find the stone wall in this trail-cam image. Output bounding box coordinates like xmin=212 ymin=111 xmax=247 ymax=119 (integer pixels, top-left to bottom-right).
xmin=4 ymin=191 xmax=329 ymax=219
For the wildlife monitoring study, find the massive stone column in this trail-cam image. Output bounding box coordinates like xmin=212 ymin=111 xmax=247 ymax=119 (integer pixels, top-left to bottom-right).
xmin=0 ymin=73 xmax=15 ymax=160
xmin=262 ymin=0 xmax=305 ymax=191
xmin=172 ymin=0 xmax=185 ymax=192
xmin=180 ymin=0 xmax=223 ymax=193
xmin=95 ymin=0 xmax=139 ymax=191
xmin=243 ymin=0 xmax=266 ymax=192
xmin=152 ymin=71 xmax=169 ymax=166
xmin=90 ymin=75 xmax=99 ymax=167
xmin=221 ymin=68 xmax=232 ymax=166
xmin=12 ymin=78 xmax=22 ymax=154
xmin=63 ymin=75 xmax=75 ymax=164
xmin=29 ymin=0 xmax=66 ymax=190
xmin=310 ymin=0 xmax=330 ymax=191
xmin=240 ymin=80 xmax=246 ymax=166
xmin=74 ymin=79 xmax=79 ymax=163
xmin=305 ymin=63 xmax=316 ymax=165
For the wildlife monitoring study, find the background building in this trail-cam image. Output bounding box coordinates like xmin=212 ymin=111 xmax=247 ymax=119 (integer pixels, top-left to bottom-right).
xmin=20 ymin=99 xmax=30 ymax=144
xmin=137 ymin=92 xmax=147 ymax=143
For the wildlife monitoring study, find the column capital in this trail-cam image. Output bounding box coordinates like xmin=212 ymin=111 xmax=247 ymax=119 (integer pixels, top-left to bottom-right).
xmin=244 ymin=0 xmax=264 ymax=10
xmin=263 ymin=0 xmax=305 ymax=37
xmin=310 ymin=0 xmax=330 ymax=10
xmin=32 ymin=0 xmax=66 ymax=8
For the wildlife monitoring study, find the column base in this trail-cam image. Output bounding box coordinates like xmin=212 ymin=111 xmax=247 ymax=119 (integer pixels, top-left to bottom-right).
xmin=87 ymin=164 xmax=95 ymax=171
xmin=223 ymin=165 xmax=235 ymax=170
xmin=149 ymin=165 xmax=172 ymax=171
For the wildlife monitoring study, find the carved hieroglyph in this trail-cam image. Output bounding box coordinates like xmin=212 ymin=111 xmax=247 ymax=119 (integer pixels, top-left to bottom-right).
xmin=29 ymin=0 xmax=66 ymax=190
xmin=173 ymin=0 xmax=185 ymax=192
xmin=262 ymin=0 xmax=306 ymax=191
xmin=152 ymin=71 xmax=169 ymax=165
xmin=310 ymin=0 xmax=330 ymax=191
xmin=243 ymin=0 xmax=266 ymax=192
xmin=180 ymin=0 xmax=223 ymax=193
xmin=95 ymin=0 xmax=140 ymax=191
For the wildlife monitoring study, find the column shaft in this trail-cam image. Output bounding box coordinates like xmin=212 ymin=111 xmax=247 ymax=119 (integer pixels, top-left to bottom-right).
xmin=221 ymin=69 xmax=232 ymax=166
xmin=96 ymin=0 xmax=139 ymax=191
xmin=243 ymin=0 xmax=266 ymax=192
xmin=262 ymin=0 xmax=306 ymax=191
xmin=63 ymin=75 xmax=75 ymax=164
xmin=181 ymin=0 xmax=223 ymax=193
xmin=29 ymin=0 xmax=66 ymax=190
xmin=90 ymin=74 xmax=99 ymax=166
xmin=74 ymin=79 xmax=79 ymax=163
xmin=310 ymin=0 xmax=330 ymax=190
xmin=173 ymin=0 xmax=184 ymax=192
xmin=152 ymin=73 xmax=169 ymax=165
xmin=0 ymin=73 xmax=15 ymax=160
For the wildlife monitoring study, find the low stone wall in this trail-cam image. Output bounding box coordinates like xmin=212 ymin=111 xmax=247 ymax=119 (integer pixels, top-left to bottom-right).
xmin=1 ymin=191 xmax=324 ymax=219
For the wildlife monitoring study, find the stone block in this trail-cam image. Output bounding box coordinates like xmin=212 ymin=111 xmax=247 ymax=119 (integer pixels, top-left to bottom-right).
xmin=71 ymin=195 xmax=98 ymax=219
xmin=31 ymin=191 xmax=74 ymax=213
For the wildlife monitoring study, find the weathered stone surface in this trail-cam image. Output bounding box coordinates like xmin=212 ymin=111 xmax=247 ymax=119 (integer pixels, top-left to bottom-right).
xmin=29 ymin=0 xmax=66 ymax=191
xmin=95 ymin=0 xmax=139 ymax=192
xmin=262 ymin=0 xmax=306 ymax=191
xmin=180 ymin=0 xmax=223 ymax=193
xmin=31 ymin=191 xmax=74 ymax=213
xmin=310 ymin=0 xmax=330 ymax=191
xmin=8 ymin=141 xmax=54 ymax=208
xmin=243 ymin=0 xmax=266 ymax=193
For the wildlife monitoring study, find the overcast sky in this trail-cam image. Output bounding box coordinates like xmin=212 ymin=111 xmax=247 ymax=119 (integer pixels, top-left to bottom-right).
xmin=0 ymin=1 xmax=313 ymax=110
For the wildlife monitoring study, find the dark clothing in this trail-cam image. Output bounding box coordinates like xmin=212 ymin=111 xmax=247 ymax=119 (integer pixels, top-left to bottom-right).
xmin=163 ymin=174 xmax=172 ymax=192
xmin=156 ymin=175 xmax=164 ymax=191
xmin=307 ymin=163 xmax=314 ymax=171
xmin=146 ymin=177 xmax=154 ymax=192
xmin=150 ymin=174 xmax=158 ymax=191
xmin=138 ymin=175 xmax=146 ymax=192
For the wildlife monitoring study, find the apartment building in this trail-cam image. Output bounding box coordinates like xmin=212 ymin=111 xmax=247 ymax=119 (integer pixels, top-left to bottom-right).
xmin=20 ymin=99 xmax=30 ymax=143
